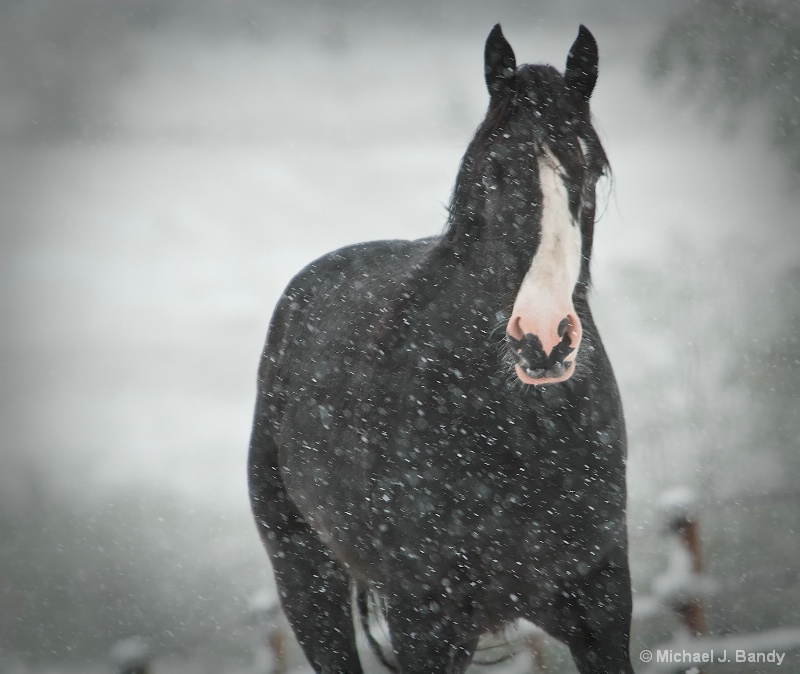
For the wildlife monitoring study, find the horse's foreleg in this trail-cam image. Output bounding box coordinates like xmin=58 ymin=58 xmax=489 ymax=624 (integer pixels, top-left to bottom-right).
xmin=543 ymin=554 xmax=635 ymax=674
xmin=384 ymin=590 xmax=478 ymax=674
xmin=249 ymin=421 xmax=363 ymax=674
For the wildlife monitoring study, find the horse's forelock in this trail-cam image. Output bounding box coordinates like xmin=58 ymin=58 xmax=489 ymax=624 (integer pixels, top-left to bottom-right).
xmin=445 ymin=64 xmax=608 ymax=253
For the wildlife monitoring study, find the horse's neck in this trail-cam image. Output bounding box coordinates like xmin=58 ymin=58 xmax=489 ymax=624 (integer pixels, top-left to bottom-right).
xmin=367 ymin=238 xmax=490 ymax=350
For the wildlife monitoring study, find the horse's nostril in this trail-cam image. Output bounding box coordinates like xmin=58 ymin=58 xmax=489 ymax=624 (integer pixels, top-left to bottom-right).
xmin=507 ymin=316 xmax=524 ymax=341
xmin=508 ymin=323 xmax=579 ymax=379
xmin=511 ymin=333 xmax=548 ymax=369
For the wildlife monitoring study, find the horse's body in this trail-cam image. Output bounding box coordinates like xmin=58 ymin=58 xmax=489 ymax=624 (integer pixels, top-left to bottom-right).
xmin=249 ymin=25 xmax=633 ymax=674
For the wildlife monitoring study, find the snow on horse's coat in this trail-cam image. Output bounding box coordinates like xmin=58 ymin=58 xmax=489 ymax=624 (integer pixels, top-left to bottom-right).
xmin=249 ymin=24 xmax=633 ymax=674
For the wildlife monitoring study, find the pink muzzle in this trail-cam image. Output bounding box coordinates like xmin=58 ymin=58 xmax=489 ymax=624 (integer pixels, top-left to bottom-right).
xmin=506 ymin=306 xmax=582 ymax=385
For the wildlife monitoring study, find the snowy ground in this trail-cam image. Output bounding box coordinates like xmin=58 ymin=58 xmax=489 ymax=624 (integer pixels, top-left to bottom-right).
xmin=2 ymin=11 xmax=799 ymax=673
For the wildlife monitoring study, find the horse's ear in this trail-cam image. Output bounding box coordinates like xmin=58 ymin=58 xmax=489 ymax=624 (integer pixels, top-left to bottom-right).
xmin=565 ymin=25 xmax=598 ymax=103
xmin=485 ymin=24 xmax=516 ymax=99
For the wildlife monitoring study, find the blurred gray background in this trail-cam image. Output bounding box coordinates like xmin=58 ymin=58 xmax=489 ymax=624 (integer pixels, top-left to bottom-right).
xmin=1 ymin=0 xmax=799 ymax=671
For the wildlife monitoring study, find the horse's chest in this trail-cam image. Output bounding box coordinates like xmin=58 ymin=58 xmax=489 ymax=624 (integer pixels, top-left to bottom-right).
xmin=281 ymin=364 xmax=624 ymax=590
xmin=370 ymin=451 xmax=613 ymax=618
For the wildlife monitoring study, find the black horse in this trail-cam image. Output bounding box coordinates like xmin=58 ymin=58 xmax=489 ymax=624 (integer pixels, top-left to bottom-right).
xmin=249 ymin=24 xmax=633 ymax=674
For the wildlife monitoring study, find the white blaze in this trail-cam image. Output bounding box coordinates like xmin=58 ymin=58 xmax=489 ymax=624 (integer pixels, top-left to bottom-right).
xmin=514 ymin=149 xmax=582 ymax=314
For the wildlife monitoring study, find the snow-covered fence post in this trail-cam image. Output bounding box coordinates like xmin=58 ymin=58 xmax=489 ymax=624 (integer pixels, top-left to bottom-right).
xmin=248 ymin=589 xmax=288 ymax=673
xmin=515 ymin=620 xmax=547 ymax=672
xmin=525 ymin=629 xmax=546 ymax=672
xmin=642 ymin=489 xmax=800 ymax=674
xmin=108 ymin=636 xmax=151 ymax=674
xmin=268 ymin=623 xmax=288 ymax=674
xmin=655 ymin=488 xmax=708 ymax=639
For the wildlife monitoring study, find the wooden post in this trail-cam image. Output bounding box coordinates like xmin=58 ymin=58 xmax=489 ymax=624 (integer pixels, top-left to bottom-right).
xmin=655 ymin=488 xmax=709 ymax=674
xmin=109 ymin=637 xmax=151 ymax=674
xmin=267 ymin=625 xmax=288 ymax=674
xmin=525 ymin=631 xmax=546 ymax=673
xmin=248 ymin=589 xmax=289 ymax=673
xmin=676 ymin=515 xmax=708 ymax=639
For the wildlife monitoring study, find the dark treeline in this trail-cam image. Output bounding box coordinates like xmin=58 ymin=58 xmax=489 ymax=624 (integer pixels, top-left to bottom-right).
xmin=0 ymin=0 xmax=670 ymax=141
xmin=652 ymin=0 xmax=800 ymax=175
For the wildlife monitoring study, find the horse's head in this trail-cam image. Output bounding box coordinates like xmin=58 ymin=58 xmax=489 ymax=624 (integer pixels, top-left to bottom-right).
xmin=451 ymin=24 xmax=609 ymax=386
